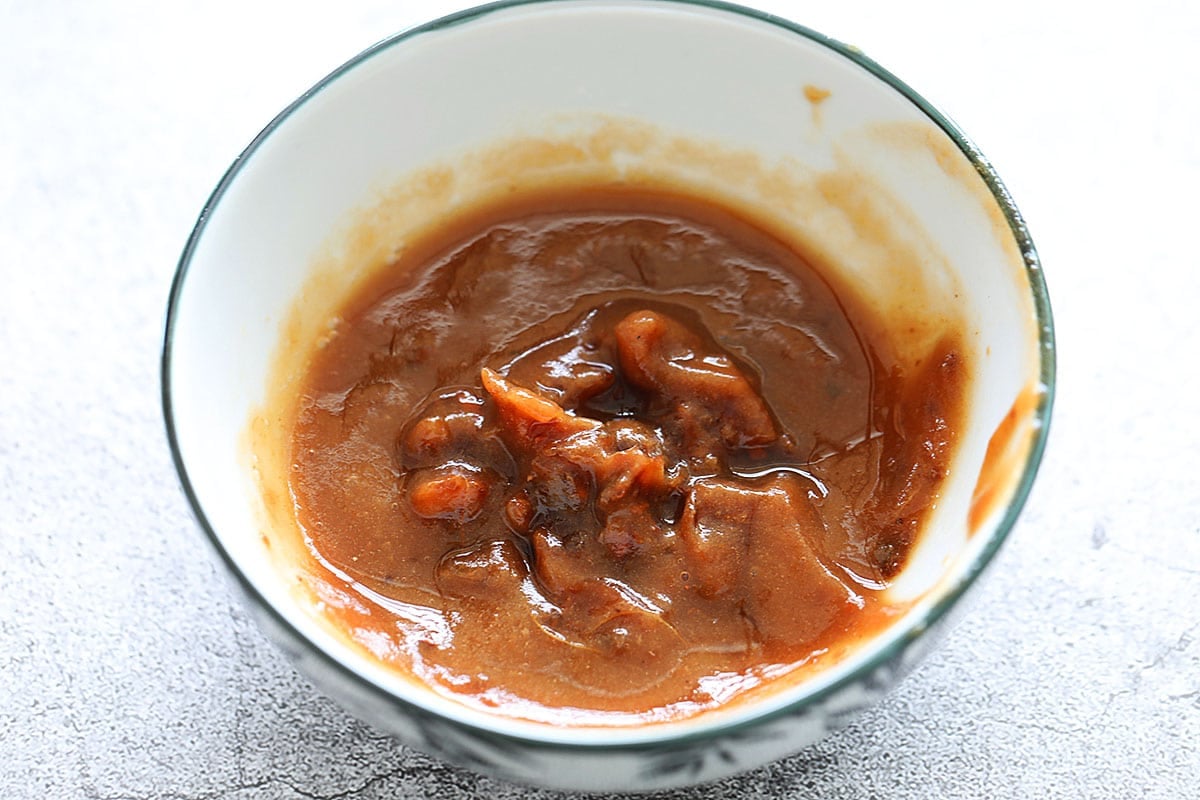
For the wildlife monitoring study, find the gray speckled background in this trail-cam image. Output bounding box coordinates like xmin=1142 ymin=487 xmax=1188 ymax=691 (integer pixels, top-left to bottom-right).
xmin=2 ymin=1 xmax=1198 ymax=797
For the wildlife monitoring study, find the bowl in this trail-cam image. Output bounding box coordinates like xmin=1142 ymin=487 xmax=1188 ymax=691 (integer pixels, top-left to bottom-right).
xmin=162 ymin=0 xmax=1054 ymax=791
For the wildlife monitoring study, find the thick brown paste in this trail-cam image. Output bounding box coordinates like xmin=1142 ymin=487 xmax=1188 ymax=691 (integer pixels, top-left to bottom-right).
xmin=288 ymin=186 xmax=965 ymax=722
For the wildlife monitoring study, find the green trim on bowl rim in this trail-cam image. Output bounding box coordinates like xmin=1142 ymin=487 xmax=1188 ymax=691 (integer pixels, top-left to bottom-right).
xmin=161 ymin=0 xmax=1056 ymax=754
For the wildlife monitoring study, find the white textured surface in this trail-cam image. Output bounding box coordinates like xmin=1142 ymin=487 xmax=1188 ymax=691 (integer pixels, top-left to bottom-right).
xmin=1 ymin=1 xmax=1197 ymax=798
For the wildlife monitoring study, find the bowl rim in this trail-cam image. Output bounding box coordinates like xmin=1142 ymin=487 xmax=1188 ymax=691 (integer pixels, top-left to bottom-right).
xmin=160 ymin=0 xmax=1056 ymax=753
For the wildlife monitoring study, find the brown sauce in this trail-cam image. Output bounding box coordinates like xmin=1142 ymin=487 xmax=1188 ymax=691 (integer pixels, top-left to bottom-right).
xmin=287 ymin=186 xmax=966 ymax=723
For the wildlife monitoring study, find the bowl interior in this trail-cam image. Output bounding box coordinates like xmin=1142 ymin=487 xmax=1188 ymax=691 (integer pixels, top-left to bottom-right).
xmin=165 ymin=0 xmax=1049 ymax=746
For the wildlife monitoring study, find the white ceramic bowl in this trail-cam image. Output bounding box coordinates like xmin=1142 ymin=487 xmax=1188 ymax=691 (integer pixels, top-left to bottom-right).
xmin=162 ymin=0 xmax=1054 ymax=791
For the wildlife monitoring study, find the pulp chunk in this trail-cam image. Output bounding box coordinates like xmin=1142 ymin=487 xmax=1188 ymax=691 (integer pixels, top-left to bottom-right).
xmin=530 ymin=528 xmax=588 ymax=597
xmin=521 ymin=341 xmax=617 ymax=408
xmin=598 ymin=503 xmax=659 ymax=560
xmin=613 ymin=310 xmax=777 ymax=450
xmin=435 ymin=539 xmax=528 ymax=600
xmin=681 ymin=476 xmax=856 ymax=644
xmin=400 ymin=389 xmax=491 ymax=466
xmin=481 ymin=369 xmax=680 ymax=514
xmin=678 ymin=480 xmax=749 ymax=598
xmin=741 ymin=478 xmax=856 ymax=645
xmin=481 ymin=367 xmax=599 ymax=448
xmin=407 ymin=465 xmax=490 ymax=522
xmin=527 ymin=452 xmax=592 ymax=512
xmin=550 ymin=421 xmax=679 ymax=510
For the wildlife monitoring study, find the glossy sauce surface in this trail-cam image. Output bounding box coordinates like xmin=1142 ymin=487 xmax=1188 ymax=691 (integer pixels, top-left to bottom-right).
xmin=288 ymin=187 xmax=965 ymax=723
